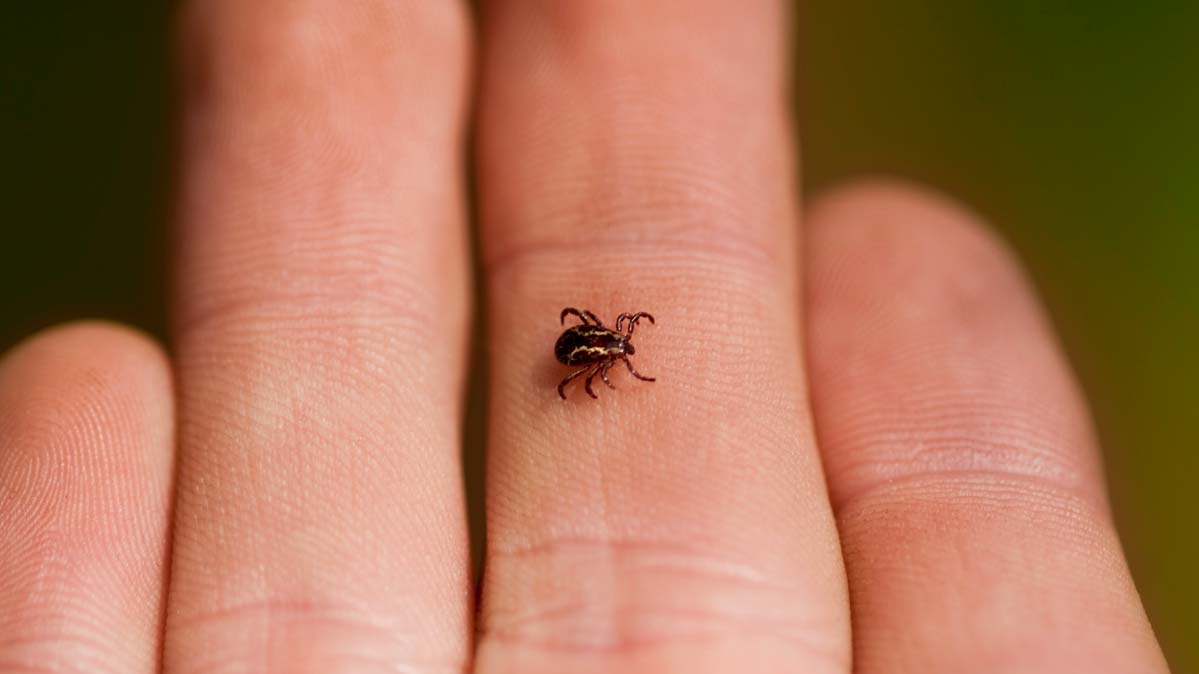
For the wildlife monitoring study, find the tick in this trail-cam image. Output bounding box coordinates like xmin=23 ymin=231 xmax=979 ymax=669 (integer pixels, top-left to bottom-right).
xmin=555 ymin=307 xmax=656 ymax=400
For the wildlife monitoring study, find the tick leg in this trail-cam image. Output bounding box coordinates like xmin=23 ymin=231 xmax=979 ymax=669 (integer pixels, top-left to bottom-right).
xmin=560 ymin=307 xmax=588 ymax=325
xmin=584 ymin=364 xmax=601 ymax=399
xmin=620 ymin=312 xmax=655 ymax=337
xmin=622 ymin=356 xmax=656 ymax=382
xmin=599 ymin=360 xmax=617 ymax=389
xmin=582 ymin=310 xmax=603 ymax=326
xmin=557 ymin=364 xmax=593 ymax=399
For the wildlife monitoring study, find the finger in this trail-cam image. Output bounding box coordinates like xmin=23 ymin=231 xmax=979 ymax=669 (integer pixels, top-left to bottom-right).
xmin=0 ymin=323 xmax=173 ymax=674
xmin=805 ymin=182 xmax=1169 ymax=673
xmin=165 ymin=2 xmax=473 ymax=672
xmin=475 ymin=3 xmax=849 ymax=673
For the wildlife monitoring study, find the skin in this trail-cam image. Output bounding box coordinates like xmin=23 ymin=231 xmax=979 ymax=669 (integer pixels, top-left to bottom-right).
xmin=0 ymin=2 xmax=1171 ymax=673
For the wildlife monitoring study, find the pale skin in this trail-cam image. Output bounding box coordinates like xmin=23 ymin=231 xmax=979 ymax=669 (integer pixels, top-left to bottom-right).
xmin=0 ymin=2 xmax=1172 ymax=673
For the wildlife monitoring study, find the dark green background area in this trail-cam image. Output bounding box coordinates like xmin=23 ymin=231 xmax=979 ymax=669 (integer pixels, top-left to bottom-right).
xmin=2 ymin=3 xmax=1195 ymax=670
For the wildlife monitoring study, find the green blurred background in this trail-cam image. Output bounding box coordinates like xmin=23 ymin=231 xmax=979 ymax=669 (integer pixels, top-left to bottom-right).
xmin=2 ymin=3 xmax=1195 ymax=670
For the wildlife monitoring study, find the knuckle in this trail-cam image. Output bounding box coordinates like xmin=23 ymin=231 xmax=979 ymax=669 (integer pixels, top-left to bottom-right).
xmin=0 ymin=628 xmax=129 ymax=674
xmin=486 ymin=183 xmax=791 ymax=286
xmin=825 ymin=373 xmax=1100 ymax=509
xmin=479 ymin=535 xmax=847 ymax=669
xmin=167 ymin=598 xmax=467 ymax=674
xmin=175 ymin=238 xmax=444 ymax=344
xmin=174 ymin=297 xmax=453 ymax=443
xmin=171 ymin=0 xmax=472 ymax=358
xmin=837 ymin=470 xmax=1122 ymax=583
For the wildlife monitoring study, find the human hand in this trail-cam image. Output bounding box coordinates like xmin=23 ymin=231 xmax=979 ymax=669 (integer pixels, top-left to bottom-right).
xmin=0 ymin=2 xmax=1170 ymax=673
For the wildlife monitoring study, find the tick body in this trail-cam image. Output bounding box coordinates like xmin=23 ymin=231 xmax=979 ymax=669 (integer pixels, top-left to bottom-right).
xmin=555 ymin=307 xmax=656 ymax=400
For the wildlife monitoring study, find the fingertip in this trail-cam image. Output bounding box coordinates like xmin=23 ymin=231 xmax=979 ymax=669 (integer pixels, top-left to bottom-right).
xmin=808 ymin=177 xmax=977 ymax=220
xmin=806 ymin=177 xmax=1026 ymax=294
xmin=1 ymin=320 xmax=174 ymax=435
xmin=0 ymin=318 xmax=175 ymax=513
xmin=0 ymin=320 xmax=175 ymax=673
xmin=3 ymin=318 xmax=166 ymax=363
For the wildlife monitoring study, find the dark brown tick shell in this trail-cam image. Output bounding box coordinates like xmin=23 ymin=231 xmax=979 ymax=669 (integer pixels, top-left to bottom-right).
xmin=555 ymin=325 xmax=631 ymax=365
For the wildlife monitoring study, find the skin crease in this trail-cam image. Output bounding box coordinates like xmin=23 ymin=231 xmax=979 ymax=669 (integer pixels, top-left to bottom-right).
xmin=0 ymin=2 xmax=1171 ymax=674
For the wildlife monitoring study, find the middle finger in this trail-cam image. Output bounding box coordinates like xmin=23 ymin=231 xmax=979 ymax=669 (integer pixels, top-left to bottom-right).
xmin=474 ymin=2 xmax=848 ymax=672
